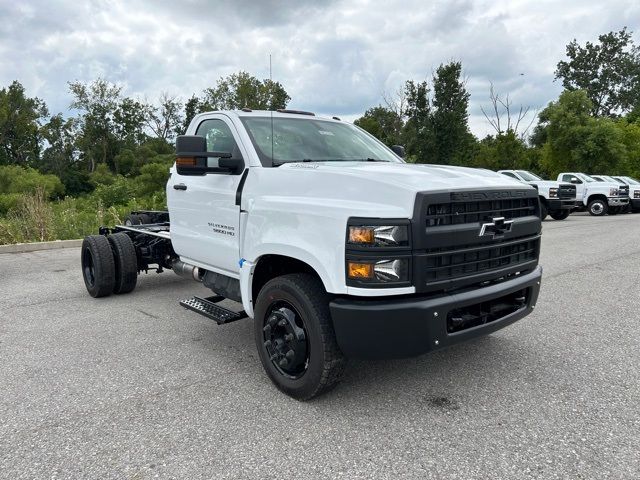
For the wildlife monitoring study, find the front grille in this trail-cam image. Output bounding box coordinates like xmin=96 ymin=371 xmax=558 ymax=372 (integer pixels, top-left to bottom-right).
xmin=413 ymin=189 xmax=541 ymax=294
xmin=558 ymin=185 xmax=576 ymax=199
xmin=619 ymin=185 xmax=629 ymax=197
xmin=425 ymin=197 xmax=537 ymax=227
xmin=424 ymin=235 xmax=539 ymax=286
xmin=447 ymin=288 xmax=529 ymax=333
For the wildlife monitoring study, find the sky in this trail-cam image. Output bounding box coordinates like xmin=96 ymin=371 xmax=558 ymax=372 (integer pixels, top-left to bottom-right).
xmin=1 ymin=0 xmax=639 ymax=137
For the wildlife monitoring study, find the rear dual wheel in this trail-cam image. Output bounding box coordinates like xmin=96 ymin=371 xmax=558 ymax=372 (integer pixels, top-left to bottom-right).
xmin=81 ymin=233 xmax=138 ymax=297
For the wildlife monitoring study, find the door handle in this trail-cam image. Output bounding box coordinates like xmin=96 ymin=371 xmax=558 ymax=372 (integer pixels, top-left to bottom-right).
xmin=173 ymin=184 xmax=187 ymax=191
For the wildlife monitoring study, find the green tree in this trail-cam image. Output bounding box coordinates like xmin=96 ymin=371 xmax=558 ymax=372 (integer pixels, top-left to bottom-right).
xmin=555 ymin=28 xmax=640 ymax=117
xmin=538 ymin=90 xmax=628 ymax=176
xmin=431 ymin=62 xmax=473 ymax=164
xmin=146 ymin=93 xmax=183 ymax=142
xmin=182 ymin=95 xmax=201 ymax=134
xmin=114 ymin=97 xmax=147 ymax=148
xmin=402 ymin=79 xmax=434 ymax=162
xmin=0 ymin=81 xmax=48 ymax=166
xmin=400 ymin=62 xmax=473 ymax=164
xmin=471 ymin=131 xmax=529 ymax=171
xmin=202 ymin=71 xmax=290 ymax=111
xmin=69 ymin=78 xmax=122 ymax=172
xmin=353 ymin=106 xmax=403 ymax=146
xmin=39 ymin=113 xmax=90 ymax=195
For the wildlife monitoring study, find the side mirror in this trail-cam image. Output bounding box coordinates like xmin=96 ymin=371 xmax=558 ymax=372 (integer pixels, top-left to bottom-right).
xmin=175 ymin=135 xmax=243 ymax=175
xmin=570 ymin=177 xmax=581 ymax=184
xmin=391 ymin=145 xmax=406 ymax=158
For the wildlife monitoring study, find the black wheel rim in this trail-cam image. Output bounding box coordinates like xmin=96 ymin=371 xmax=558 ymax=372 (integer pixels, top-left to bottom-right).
xmin=82 ymin=247 xmax=95 ymax=287
xmin=262 ymin=301 xmax=309 ymax=379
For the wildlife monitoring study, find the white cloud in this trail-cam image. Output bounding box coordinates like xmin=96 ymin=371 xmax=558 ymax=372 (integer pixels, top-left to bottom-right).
xmin=1 ymin=0 xmax=639 ymax=137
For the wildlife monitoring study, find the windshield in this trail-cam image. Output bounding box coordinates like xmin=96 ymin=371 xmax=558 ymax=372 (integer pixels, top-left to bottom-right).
xmin=625 ymin=176 xmax=640 ymax=185
xmin=239 ymin=116 xmax=402 ymax=166
xmin=517 ymin=170 xmax=542 ymax=181
xmin=578 ymin=173 xmax=596 ymax=183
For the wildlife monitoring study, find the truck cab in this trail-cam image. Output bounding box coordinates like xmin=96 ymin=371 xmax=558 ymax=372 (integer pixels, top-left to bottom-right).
xmin=497 ymin=169 xmax=576 ymax=220
xmin=557 ymin=172 xmax=629 ymax=216
xmin=611 ymin=175 xmax=640 ymax=212
xmin=81 ymin=110 xmax=543 ymax=399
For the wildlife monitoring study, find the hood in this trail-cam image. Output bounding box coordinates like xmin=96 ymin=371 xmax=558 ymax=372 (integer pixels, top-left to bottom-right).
xmin=586 ymin=181 xmax=624 ymax=189
xmin=279 ymin=161 xmax=530 ymax=193
xmin=528 ymin=180 xmax=562 ymax=189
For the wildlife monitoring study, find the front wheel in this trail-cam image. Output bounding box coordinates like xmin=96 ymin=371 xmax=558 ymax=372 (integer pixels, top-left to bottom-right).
xmin=549 ymin=210 xmax=570 ymax=220
xmin=539 ymin=202 xmax=548 ymax=221
xmin=254 ymin=273 xmax=346 ymax=400
xmin=587 ymin=198 xmax=608 ymax=216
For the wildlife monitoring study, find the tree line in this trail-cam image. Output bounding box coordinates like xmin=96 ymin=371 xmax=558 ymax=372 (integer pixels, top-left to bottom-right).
xmin=1 ymin=27 xmax=640 ymax=205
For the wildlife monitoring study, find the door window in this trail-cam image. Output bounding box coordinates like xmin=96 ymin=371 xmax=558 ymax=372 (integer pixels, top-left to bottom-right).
xmin=562 ymin=174 xmax=580 ymax=184
xmin=195 ymin=119 xmax=242 ymax=168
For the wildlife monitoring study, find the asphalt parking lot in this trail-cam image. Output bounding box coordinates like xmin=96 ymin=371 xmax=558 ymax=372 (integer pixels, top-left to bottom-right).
xmin=1 ymin=213 xmax=639 ymax=480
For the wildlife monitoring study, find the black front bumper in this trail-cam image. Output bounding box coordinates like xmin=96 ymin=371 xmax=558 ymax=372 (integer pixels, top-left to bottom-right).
xmin=631 ymin=199 xmax=640 ymax=209
xmin=330 ymin=266 xmax=542 ymax=359
xmin=547 ymin=198 xmax=575 ymax=210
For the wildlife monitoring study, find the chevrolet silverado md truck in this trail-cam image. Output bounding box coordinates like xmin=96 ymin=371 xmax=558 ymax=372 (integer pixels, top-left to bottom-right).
xmin=557 ymin=172 xmax=629 ymax=216
xmin=497 ymin=170 xmax=576 ymax=220
xmin=80 ymin=110 xmax=543 ymax=399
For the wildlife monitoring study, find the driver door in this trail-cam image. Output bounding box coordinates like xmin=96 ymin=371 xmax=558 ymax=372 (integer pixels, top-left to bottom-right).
xmin=168 ymin=116 xmax=246 ymax=276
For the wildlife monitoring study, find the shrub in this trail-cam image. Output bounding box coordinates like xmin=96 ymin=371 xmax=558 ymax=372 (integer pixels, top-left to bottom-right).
xmin=0 ymin=165 xmax=65 ymax=199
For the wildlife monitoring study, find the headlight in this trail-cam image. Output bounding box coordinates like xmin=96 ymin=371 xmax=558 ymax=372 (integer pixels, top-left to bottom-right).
xmin=347 ymin=258 xmax=410 ymax=283
xmin=610 ymin=188 xmax=619 ymax=196
xmin=549 ymin=188 xmax=558 ymax=198
xmin=346 ymin=219 xmax=411 ymax=287
xmin=348 ymin=224 xmax=409 ymax=247
xmin=634 ymin=190 xmax=640 ymax=199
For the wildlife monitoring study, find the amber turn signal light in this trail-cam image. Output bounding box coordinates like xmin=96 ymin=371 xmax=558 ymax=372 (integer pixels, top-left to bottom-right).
xmin=176 ymin=157 xmax=196 ymax=166
xmin=348 ymin=226 xmax=375 ymax=244
xmin=347 ymin=262 xmax=373 ymax=279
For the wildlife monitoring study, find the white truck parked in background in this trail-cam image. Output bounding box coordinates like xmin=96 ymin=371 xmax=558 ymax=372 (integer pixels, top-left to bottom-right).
xmin=497 ymin=170 xmax=576 ymax=220
xmin=80 ymin=110 xmax=543 ymax=399
xmin=611 ymin=176 xmax=640 ymax=212
xmin=557 ymin=172 xmax=629 ymax=216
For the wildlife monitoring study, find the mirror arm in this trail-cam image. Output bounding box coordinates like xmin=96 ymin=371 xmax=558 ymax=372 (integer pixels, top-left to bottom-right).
xmin=176 ymin=151 xmax=232 ymax=158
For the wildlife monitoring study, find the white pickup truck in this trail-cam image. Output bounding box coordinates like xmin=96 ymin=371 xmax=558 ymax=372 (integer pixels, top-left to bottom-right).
xmin=80 ymin=110 xmax=543 ymax=399
xmin=611 ymin=176 xmax=640 ymax=212
xmin=557 ymin=172 xmax=629 ymax=216
xmin=497 ymin=170 xmax=576 ymax=220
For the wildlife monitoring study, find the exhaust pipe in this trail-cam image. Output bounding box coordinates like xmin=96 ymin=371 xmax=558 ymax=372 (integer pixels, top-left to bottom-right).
xmin=171 ymin=259 xmax=203 ymax=282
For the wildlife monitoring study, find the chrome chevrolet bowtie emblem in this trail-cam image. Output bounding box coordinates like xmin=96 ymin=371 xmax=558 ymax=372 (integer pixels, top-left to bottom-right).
xmin=479 ymin=216 xmax=513 ymax=239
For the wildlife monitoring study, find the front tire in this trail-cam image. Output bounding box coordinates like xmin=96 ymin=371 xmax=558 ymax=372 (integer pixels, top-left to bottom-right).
xmin=254 ymin=273 xmax=346 ymax=400
xmin=587 ymin=198 xmax=608 ymax=216
xmin=549 ymin=210 xmax=570 ymax=220
xmin=81 ymin=235 xmax=115 ymax=298
xmin=539 ymin=202 xmax=548 ymax=221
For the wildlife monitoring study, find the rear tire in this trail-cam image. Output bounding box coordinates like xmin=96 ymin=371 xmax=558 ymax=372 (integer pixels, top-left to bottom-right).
xmin=138 ymin=213 xmax=153 ymax=224
xmin=81 ymin=235 xmax=115 ymax=298
xmin=124 ymin=214 xmax=142 ymax=225
xmin=587 ymin=198 xmax=608 ymax=216
xmin=549 ymin=210 xmax=570 ymax=220
xmin=107 ymin=233 xmax=138 ymax=294
xmin=254 ymin=273 xmax=346 ymax=400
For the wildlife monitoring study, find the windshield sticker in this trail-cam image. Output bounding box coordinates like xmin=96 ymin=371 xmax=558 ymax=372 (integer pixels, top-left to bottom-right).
xmin=289 ymin=163 xmax=319 ymax=169
xmin=318 ymin=130 xmax=334 ymax=136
